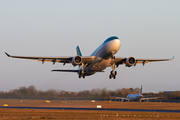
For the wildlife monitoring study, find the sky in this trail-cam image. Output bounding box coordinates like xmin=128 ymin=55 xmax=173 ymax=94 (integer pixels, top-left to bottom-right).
xmin=0 ymin=0 xmax=180 ymax=93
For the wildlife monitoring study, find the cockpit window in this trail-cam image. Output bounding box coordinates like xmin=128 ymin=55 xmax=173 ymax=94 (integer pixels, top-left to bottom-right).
xmin=103 ymin=36 xmax=119 ymax=44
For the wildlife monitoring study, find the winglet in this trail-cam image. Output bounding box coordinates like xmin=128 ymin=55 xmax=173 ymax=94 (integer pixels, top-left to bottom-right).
xmin=172 ymin=56 xmax=175 ymax=59
xmin=5 ymin=52 xmax=11 ymax=57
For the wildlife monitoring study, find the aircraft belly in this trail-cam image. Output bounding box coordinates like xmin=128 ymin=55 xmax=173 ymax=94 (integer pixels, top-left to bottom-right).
xmin=88 ymin=58 xmax=111 ymax=71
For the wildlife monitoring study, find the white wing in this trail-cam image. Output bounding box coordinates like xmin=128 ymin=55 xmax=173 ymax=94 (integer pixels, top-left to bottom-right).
xmin=110 ymin=96 xmax=130 ymax=101
xmin=141 ymin=97 xmax=162 ymax=101
xmin=111 ymin=56 xmax=174 ymax=67
xmin=5 ymin=52 xmax=96 ymax=65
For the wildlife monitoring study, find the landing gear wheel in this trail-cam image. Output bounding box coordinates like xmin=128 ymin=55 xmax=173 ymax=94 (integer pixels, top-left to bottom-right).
xmin=113 ymin=75 xmax=116 ymax=79
xmin=115 ymin=71 xmax=117 ymax=75
xmin=110 ymin=71 xmax=113 ymax=75
xmin=79 ymin=74 xmax=81 ymax=78
xmin=111 ymin=56 xmax=115 ymax=59
xmin=83 ymin=71 xmax=86 ymax=79
xmin=109 ymin=75 xmax=112 ymax=79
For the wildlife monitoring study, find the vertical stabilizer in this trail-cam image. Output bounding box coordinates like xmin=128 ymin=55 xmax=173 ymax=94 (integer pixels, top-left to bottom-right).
xmin=76 ymin=46 xmax=82 ymax=56
xmin=139 ymin=85 xmax=142 ymax=95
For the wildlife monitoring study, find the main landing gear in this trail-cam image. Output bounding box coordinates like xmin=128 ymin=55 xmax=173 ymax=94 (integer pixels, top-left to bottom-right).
xmin=109 ymin=71 xmax=117 ymax=79
xmin=109 ymin=63 xmax=117 ymax=79
xmin=79 ymin=71 xmax=86 ymax=79
xmin=78 ymin=63 xmax=86 ymax=79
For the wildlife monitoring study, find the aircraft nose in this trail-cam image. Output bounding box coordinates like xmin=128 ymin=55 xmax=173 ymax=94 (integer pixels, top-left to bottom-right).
xmin=107 ymin=39 xmax=121 ymax=55
xmin=114 ymin=39 xmax=121 ymax=51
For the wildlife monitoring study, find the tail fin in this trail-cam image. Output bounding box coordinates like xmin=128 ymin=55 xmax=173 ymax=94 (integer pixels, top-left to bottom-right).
xmin=76 ymin=46 xmax=82 ymax=56
xmin=139 ymin=85 xmax=142 ymax=95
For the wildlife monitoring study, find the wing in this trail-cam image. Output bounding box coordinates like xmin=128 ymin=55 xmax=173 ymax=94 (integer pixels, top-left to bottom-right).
xmin=141 ymin=97 xmax=162 ymax=101
xmin=110 ymin=96 xmax=130 ymax=100
xmin=110 ymin=56 xmax=174 ymax=67
xmin=5 ymin=52 xmax=96 ymax=65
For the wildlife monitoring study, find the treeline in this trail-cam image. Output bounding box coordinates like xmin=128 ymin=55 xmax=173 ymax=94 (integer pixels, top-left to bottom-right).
xmin=0 ymin=85 xmax=180 ymax=100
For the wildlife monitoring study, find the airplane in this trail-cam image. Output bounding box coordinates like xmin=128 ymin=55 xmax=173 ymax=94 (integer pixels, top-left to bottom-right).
xmin=5 ymin=36 xmax=174 ymax=79
xmin=110 ymin=85 xmax=162 ymax=102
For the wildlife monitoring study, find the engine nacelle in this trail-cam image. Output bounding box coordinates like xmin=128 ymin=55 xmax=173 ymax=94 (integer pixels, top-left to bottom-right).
xmin=125 ymin=57 xmax=136 ymax=67
xmin=71 ymin=56 xmax=82 ymax=66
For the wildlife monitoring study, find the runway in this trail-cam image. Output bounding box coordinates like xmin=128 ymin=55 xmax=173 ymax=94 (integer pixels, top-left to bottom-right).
xmin=1 ymin=106 xmax=180 ymax=113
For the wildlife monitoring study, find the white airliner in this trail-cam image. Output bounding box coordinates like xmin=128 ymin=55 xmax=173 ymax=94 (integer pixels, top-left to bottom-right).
xmin=111 ymin=85 xmax=162 ymax=102
xmin=5 ymin=36 xmax=174 ymax=79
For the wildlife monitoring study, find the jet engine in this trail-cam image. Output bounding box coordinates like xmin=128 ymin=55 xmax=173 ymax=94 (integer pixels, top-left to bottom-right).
xmin=125 ymin=57 xmax=136 ymax=67
xmin=71 ymin=56 xmax=82 ymax=66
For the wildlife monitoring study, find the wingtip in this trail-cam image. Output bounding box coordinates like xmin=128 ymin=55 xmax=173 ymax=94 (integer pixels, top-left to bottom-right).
xmin=172 ymin=55 xmax=175 ymax=59
xmin=5 ymin=52 xmax=10 ymax=57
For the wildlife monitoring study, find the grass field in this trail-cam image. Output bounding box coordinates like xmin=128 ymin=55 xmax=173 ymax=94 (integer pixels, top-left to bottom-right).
xmin=1 ymin=99 xmax=180 ymax=119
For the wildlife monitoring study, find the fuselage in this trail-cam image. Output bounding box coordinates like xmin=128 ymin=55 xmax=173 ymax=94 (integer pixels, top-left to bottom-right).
xmin=127 ymin=94 xmax=143 ymax=101
xmin=82 ymin=36 xmax=121 ymax=76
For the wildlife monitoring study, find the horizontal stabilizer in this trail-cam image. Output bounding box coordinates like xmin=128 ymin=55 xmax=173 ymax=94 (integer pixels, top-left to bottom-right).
xmin=51 ymin=69 xmax=78 ymax=72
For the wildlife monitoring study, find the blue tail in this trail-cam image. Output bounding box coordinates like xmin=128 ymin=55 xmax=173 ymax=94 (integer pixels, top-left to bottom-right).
xmin=76 ymin=46 xmax=82 ymax=56
xmin=139 ymin=85 xmax=142 ymax=95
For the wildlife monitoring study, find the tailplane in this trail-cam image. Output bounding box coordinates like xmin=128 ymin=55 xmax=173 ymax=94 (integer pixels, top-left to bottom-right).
xmin=76 ymin=46 xmax=82 ymax=56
